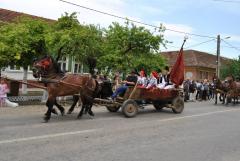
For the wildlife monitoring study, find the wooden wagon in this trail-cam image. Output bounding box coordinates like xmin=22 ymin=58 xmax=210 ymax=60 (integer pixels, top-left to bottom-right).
xmin=94 ymin=85 xmax=184 ymax=118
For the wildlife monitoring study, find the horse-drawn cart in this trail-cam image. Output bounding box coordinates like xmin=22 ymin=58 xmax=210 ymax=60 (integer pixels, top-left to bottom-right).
xmin=94 ymin=85 xmax=184 ymax=118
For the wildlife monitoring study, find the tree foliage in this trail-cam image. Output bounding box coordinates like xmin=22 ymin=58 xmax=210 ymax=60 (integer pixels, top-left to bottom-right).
xmin=98 ymin=21 xmax=166 ymax=74
xmin=220 ymin=57 xmax=240 ymax=79
xmin=0 ymin=12 xmax=167 ymax=76
xmin=46 ymin=13 xmax=103 ymax=62
xmin=0 ymin=16 xmax=49 ymax=69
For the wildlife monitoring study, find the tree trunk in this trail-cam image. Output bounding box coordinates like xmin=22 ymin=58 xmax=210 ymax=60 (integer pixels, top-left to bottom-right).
xmin=22 ymin=67 xmax=28 ymax=94
xmin=80 ymin=64 xmax=84 ymax=74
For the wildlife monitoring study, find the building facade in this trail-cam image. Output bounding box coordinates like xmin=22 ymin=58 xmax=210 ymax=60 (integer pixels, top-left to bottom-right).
xmin=161 ymin=50 xmax=230 ymax=81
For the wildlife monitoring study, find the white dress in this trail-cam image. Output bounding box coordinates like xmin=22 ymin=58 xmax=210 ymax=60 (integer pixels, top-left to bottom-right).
xmin=0 ymin=84 xmax=18 ymax=107
xmin=157 ymin=76 xmax=166 ymax=89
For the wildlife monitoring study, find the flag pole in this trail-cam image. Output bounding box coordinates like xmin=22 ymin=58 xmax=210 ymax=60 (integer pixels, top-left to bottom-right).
xmin=180 ymin=37 xmax=187 ymax=50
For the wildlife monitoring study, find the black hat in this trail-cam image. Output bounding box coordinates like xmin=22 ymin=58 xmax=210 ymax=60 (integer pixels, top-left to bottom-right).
xmin=164 ymin=66 xmax=169 ymax=71
xmin=157 ymin=69 xmax=162 ymax=73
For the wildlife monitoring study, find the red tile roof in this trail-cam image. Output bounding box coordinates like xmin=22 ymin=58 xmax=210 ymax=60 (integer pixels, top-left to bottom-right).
xmin=0 ymin=8 xmax=55 ymax=23
xmin=161 ymin=50 xmax=231 ymax=68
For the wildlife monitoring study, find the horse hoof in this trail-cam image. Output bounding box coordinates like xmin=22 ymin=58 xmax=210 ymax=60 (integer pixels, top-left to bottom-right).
xmin=88 ymin=111 xmax=95 ymax=117
xmin=42 ymin=120 xmax=49 ymax=123
xmin=43 ymin=116 xmax=50 ymax=123
xmin=52 ymin=109 xmax=58 ymax=115
xmin=77 ymin=114 xmax=83 ymax=119
xmin=67 ymin=110 xmax=72 ymax=115
xmin=61 ymin=110 xmax=65 ymax=116
xmin=88 ymin=115 xmax=94 ymax=119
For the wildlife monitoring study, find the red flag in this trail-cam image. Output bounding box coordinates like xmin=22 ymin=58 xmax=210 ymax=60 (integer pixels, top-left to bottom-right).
xmin=170 ymin=47 xmax=184 ymax=86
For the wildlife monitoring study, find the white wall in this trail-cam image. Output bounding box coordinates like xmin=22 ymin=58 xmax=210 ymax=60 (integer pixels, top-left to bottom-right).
xmin=1 ymin=67 xmax=36 ymax=80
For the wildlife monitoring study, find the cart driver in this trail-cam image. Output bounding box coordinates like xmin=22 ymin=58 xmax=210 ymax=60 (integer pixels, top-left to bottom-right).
xmin=110 ymin=71 xmax=138 ymax=100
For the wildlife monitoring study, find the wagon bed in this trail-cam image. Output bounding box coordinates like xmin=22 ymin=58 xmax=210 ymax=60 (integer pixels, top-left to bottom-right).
xmin=94 ymin=85 xmax=184 ymax=118
xmin=123 ymin=87 xmax=180 ymax=100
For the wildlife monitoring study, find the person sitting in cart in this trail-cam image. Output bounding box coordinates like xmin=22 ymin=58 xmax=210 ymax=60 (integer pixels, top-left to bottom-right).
xmin=146 ymin=71 xmax=158 ymax=89
xmin=137 ymin=69 xmax=147 ymax=87
xmin=157 ymin=66 xmax=175 ymax=89
xmin=163 ymin=66 xmax=175 ymax=89
xmin=110 ymin=70 xmax=138 ymax=100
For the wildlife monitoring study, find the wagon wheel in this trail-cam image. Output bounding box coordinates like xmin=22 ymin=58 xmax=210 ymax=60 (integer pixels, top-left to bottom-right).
xmin=106 ymin=105 xmax=121 ymax=112
xmin=122 ymin=99 xmax=138 ymax=118
xmin=153 ymin=102 xmax=165 ymax=111
xmin=172 ymin=96 xmax=184 ymax=113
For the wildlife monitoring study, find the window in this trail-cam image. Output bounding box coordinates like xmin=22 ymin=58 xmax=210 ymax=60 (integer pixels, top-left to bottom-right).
xmin=205 ymin=72 xmax=208 ymax=79
xmin=58 ymin=57 xmax=68 ymax=72
xmin=9 ymin=65 xmax=21 ymax=70
xmin=199 ymin=71 xmax=209 ymax=80
xmin=74 ymin=64 xmax=78 ymax=73
xmin=186 ymin=72 xmax=193 ymax=79
xmin=73 ymin=59 xmax=82 ymax=73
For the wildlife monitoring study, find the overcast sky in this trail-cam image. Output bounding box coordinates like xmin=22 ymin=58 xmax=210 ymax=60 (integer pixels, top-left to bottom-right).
xmin=1 ymin=0 xmax=240 ymax=58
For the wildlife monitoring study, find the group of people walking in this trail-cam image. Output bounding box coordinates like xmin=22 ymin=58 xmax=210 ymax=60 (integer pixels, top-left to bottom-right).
xmin=184 ymin=79 xmax=215 ymax=102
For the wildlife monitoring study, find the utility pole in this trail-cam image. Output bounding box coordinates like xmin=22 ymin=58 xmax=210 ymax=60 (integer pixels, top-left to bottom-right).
xmin=216 ymin=35 xmax=221 ymax=77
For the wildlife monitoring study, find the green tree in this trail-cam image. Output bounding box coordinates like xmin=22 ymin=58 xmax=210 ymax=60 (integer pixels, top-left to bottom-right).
xmin=0 ymin=16 xmax=49 ymax=94
xmin=98 ymin=21 xmax=166 ymax=75
xmin=220 ymin=57 xmax=240 ymax=79
xmin=46 ymin=13 xmax=103 ymax=73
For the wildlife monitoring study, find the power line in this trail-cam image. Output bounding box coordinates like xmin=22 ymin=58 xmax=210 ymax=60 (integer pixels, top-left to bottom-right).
xmin=213 ymin=0 xmax=240 ymax=3
xmin=163 ymin=39 xmax=216 ymax=50
xmin=221 ymin=39 xmax=240 ymax=52
xmin=221 ymin=45 xmax=240 ymax=49
xmin=59 ymin=0 xmax=216 ymax=39
xmin=185 ymin=39 xmax=216 ymax=49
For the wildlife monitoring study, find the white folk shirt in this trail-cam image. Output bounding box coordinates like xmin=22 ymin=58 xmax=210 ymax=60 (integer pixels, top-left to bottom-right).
xmin=137 ymin=76 xmax=147 ymax=86
xmin=146 ymin=77 xmax=157 ymax=89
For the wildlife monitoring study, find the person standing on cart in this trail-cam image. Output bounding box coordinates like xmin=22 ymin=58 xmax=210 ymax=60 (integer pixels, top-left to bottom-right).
xmin=110 ymin=71 xmax=138 ymax=100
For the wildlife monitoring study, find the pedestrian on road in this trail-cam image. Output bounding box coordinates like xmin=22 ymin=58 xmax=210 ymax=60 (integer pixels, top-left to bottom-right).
xmin=0 ymin=78 xmax=18 ymax=107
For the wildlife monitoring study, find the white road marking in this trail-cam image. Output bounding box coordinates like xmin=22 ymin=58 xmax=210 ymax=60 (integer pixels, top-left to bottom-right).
xmin=157 ymin=108 xmax=240 ymax=123
xmin=1 ymin=108 xmax=239 ymax=145
xmin=0 ymin=129 xmax=97 ymax=145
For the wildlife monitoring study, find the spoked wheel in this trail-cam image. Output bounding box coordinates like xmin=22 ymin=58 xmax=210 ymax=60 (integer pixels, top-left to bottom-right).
xmin=153 ymin=102 xmax=165 ymax=111
xmin=106 ymin=105 xmax=121 ymax=112
xmin=172 ymin=96 xmax=184 ymax=113
xmin=122 ymin=99 xmax=138 ymax=118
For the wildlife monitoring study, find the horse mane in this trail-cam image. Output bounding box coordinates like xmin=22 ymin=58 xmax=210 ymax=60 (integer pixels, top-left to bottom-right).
xmin=50 ymin=56 xmax=65 ymax=75
xmin=86 ymin=57 xmax=97 ymax=76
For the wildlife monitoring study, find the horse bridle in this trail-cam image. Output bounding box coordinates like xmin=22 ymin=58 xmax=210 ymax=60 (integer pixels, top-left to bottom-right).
xmin=33 ymin=56 xmax=56 ymax=79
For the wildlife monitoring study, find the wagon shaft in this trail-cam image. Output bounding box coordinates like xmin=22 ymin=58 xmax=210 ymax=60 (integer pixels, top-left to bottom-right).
xmin=94 ymin=98 xmax=122 ymax=106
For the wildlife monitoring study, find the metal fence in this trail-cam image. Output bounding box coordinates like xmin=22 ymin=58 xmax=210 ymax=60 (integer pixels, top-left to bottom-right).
xmin=8 ymin=96 xmax=42 ymax=102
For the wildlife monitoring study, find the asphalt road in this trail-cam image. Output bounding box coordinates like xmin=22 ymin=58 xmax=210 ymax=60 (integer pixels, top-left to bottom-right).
xmin=0 ymin=101 xmax=240 ymax=161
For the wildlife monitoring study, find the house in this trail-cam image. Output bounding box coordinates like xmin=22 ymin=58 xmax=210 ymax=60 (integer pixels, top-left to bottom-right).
xmin=161 ymin=50 xmax=231 ymax=81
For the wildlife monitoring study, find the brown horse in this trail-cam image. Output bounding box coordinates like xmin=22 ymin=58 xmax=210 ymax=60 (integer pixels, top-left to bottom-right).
xmin=225 ymin=76 xmax=240 ymax=105
xmin=212 ymin=76 xmax=229 ymax=105
xmin=33 ymin=55 xmax=100 ymax=122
